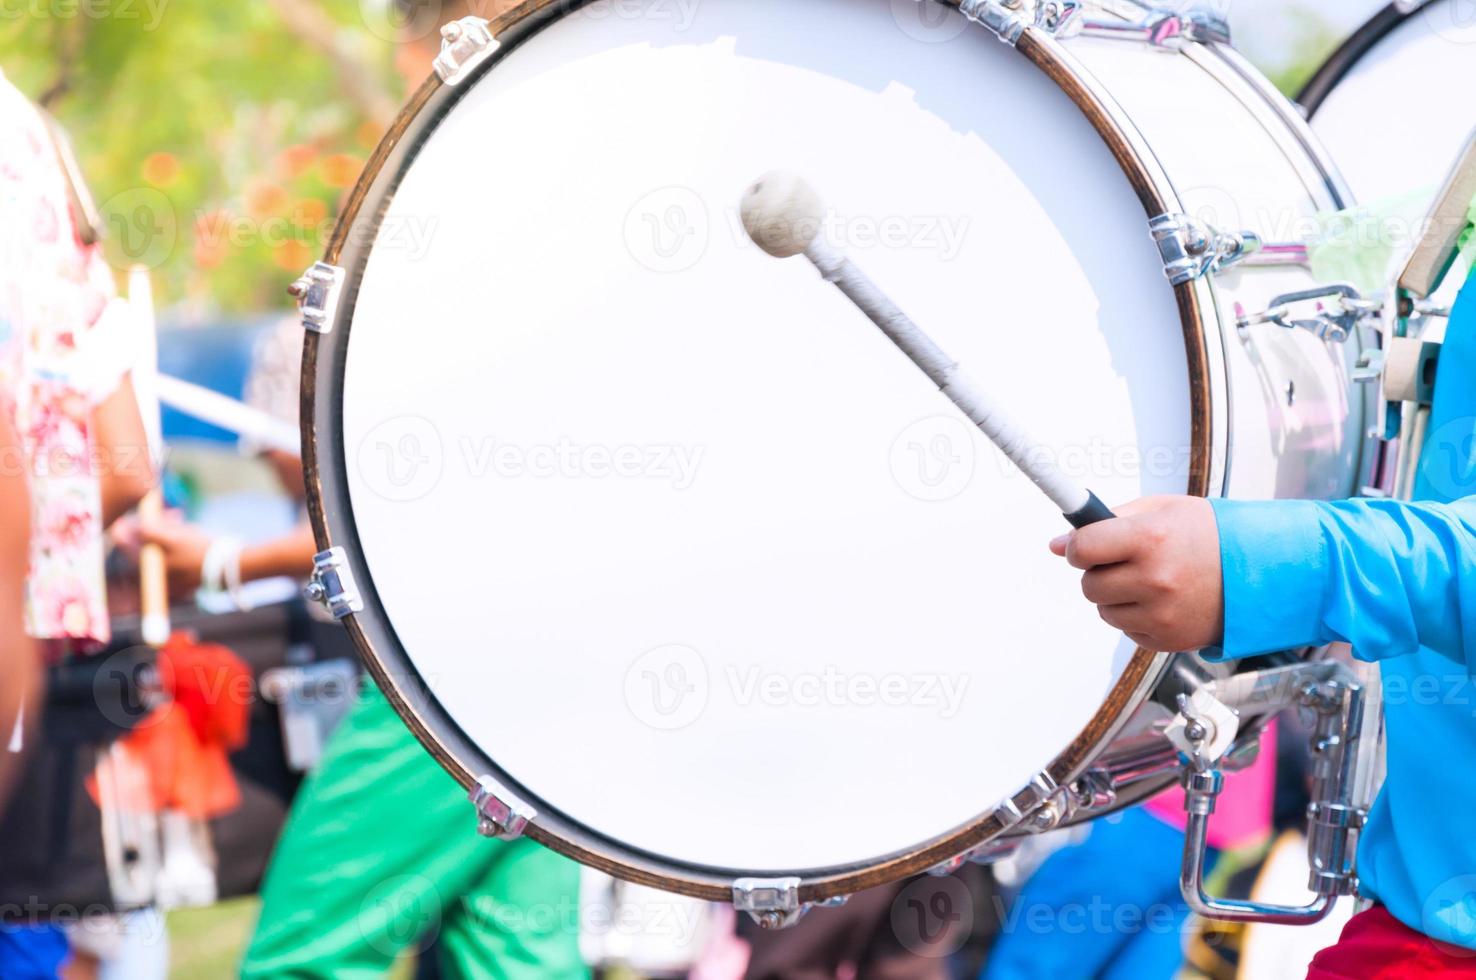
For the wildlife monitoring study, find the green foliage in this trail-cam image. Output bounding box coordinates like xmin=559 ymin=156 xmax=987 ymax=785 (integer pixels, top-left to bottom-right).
xmin=0 ymin=0 xmax=403 ymax=313
xmin=1263 ymin=7 xmax=1346 ymax=99
xmin=0 ymin=1 xmax=1354 ymax=315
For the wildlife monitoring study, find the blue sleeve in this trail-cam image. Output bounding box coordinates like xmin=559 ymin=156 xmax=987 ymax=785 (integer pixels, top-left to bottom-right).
xmin=1208 ymin=496 xmax=1476 ymax=671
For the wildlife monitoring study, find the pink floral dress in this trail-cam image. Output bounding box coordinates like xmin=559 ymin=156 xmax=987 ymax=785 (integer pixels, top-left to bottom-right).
xmin=0 ymin=69 xmax=134 ymax=649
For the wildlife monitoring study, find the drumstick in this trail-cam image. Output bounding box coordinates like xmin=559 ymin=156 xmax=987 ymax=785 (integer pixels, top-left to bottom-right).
xmin=129 ymin=265 xmax=170 ymax=647
xmin=739 ymin=172 xmax=1115 ymax=528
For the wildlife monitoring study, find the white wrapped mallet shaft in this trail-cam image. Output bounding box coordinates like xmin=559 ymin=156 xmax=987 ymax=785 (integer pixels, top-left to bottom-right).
xmin=129 ymin=264 xmax=171 ymax=647
xmin=739 ymin=172 xmax=1114 ymax=528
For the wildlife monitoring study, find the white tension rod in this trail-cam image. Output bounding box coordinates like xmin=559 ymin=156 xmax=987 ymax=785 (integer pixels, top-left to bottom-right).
xmin=739 ymin=171 xmax=1115 ymax=528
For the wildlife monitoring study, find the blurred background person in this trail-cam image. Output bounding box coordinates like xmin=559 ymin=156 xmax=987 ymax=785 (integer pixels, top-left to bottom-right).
xmin=0 ymin=64 xmax=155 ymax=980
xmin=0 ymin=406 xmax=37 ymax=802
xmin=119 ymin=5 xmax=587 ymax=977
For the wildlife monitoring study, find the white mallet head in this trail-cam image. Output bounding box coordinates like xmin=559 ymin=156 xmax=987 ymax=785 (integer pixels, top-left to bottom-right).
xmin=740 ymin=171 xmax=824 ymax=258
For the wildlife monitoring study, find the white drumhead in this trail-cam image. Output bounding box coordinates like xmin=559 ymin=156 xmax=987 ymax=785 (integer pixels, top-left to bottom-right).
xmin=342 ymin=0 xmax=1189 ymax=872
xmin=1312 ymin=2 xmax=1476 ymax=202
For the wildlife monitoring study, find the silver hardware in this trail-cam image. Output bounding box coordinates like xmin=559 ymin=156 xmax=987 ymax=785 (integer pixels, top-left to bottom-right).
xmin=1236 ymin=283 xmax=1376 ymax=343
xmin=470 ymin=774 xmax=536 ymax=840
xmin=1070 ymin=769 xmax=1118 ymax=811
xmin=957 ymin=0 xmax=1032 ymax=45
xmin=1149 ymin=213 xmax=1214 ymax=284
xmin=289 ymin=262 xmax=345 ymax=334
xmin=1026 ymin=797 xmax=1066 ymax=833
xmin=926 ymin=853 xmax=970 ymax=877
xmin=1148 ymin=214 xmax=1299 ymax=285
xmin=260 ymin=659 xmax=359 ymax=772
xmin=304 ymin=547 xmax=364 ymax=620
xmin=1179 ymin=664 xmax=1367 ymax=923
xmin=1034 ymin=0 xmax=1083 ymax=34
xmin=1353 ymin=348 xmax=1385 ymax=385
xmin=433 ymin=17 xmax=500 ymax=85
xmin=965 ymin=837 xmax=1025 ymax=866
xmin=1166 ymin=688 xmax=1240 ymax=767
xmin=1213 ymin=232 xmax=1315 ymax=271
xmin=733 ymin=877 xmax=806 ymax=930
xmin=1076 ymin=2 xmax=1230 ymax=47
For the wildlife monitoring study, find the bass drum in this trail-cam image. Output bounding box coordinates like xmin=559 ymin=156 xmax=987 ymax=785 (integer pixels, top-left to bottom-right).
xmin=1299 ymin=0 xmax=1476 ymax=201
xmin=299 ymin=0 xmax=1371 ymax=905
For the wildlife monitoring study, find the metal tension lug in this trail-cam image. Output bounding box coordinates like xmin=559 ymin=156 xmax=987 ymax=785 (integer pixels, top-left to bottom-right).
xmin=469 ymin=775 xmax=536 ymax=841
xmin=434 ymin=17 xmax=500 ymax=86
xmin=957 ymin=0 xmax=1032 ymax=46
xmin=304 ymin=547 xmax=364 ymax=620
xmin=733 ymin=877 xmax=808 ymax=930
xmin=289 ymin=262 xmax=345 ymax=334
xmin=1149 ymin=213 xmax=1217 ymax=285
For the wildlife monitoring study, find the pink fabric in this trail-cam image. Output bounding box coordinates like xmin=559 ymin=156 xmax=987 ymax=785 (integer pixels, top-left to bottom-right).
xmin=689 ymin=904 xmax=750 ymax=980
xmin=0 ymin=70 xmax=133 ymax=647
xmin=1145 ymin=719 xmax=1277 ymax=851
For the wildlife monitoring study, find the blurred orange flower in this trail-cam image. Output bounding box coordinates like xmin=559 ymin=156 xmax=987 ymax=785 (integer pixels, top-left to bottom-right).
xmin=294 ymin=197 xmax=328 ymax=229
xmin=244 ymin=179 xmax=289 ymax=219
xmin=274 ymin=144 xmax=318 ymax=180
xmin=356 ymin=121 xmax=384 ymax=151
xmin=141 ymin=152 xmax=181 ymax=187
xmin=193 ymin=209 xmax=234 ymax=269
xmin=273 ymin=238 xmax=313 ymax=272
xmin=319 ymin=153 xmax=363 ymax=189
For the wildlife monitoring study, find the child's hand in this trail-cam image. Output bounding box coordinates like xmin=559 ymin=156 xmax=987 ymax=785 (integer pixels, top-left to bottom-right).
xmin=1049 ymin=496 xmax=1223 ymax=653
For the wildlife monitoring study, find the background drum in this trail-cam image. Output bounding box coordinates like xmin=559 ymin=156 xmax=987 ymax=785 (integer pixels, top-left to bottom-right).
xmin=1299 ymin=0 xmax=1476 ymax=201
xmin=298 ymin=0 xmax=1373 ymax=915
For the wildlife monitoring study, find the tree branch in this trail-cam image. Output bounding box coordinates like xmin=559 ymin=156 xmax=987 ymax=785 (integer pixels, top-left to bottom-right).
xmin=266 ymin=0 xmax=398 ymax=129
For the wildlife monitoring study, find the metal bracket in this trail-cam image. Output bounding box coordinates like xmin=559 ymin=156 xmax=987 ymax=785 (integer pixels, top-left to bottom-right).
xmin=954 ymin=0 xmax=1088 ymax=43
xmin=1236 ymin=283 xmax=1379 ymax=343
xmin=469 ymin=775 xmax=536 ymax=841
xmin=433 ymin=17 xmax=500 ymax=85
xmin=733 ymin=877 xmax=806 ymax=930
xmin=1076 ymin=2 xmax=1230 ymax=46
xmin=1166 ymin=688 xmax=1241 ymax=768
xmin=303 ymin=547 xmax=364 ymax=620
xmin=1150 ymin=213 xmax=1219 ymax=285
xmin=957 ymin=0 xmax=1034 ymax=45
xmin=288 ymin=262 xmax=345 ymax=334
xmin=1179 ymin=665 xmax=1367 ymax=924
xmin=952 ymin=0 xmax=1228 ymax=46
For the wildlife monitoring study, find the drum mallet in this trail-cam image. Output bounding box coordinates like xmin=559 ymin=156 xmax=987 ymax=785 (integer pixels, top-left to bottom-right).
xmin=739 ymin=171 xmax=1115 ymax=528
